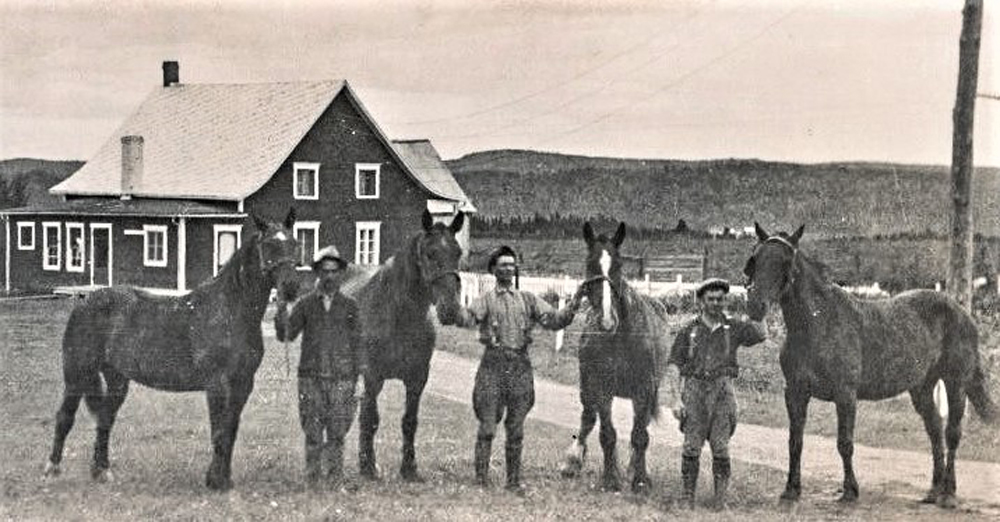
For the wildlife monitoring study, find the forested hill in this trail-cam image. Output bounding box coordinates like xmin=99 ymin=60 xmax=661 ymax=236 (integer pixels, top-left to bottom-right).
xmin=447 ymin=150 xmax=1000 ymax=238
xmin=0 ymin=159 xmax=83 ymax=208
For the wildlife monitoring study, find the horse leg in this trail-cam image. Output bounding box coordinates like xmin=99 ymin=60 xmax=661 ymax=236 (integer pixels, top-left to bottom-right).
xmin=400 ymin=375 xmax=428 ymax=482
xmin=559 ymin=401 xmax=596 ymax=478
xmin=780 ymin=385 xmax=810 ymax=502
xmin=938 ymin=379 xmax=966 ymax=509
xmin=45 ymin=391 xmax=83 ymax=477
xmin=358 ymin=376 xmax=385 ymax=480
xmin=205 ymin=377 xmax=234 ymax=491
xmin=596 ymin=394 xmax=621 ymax=492
xmin=833 ymin=389 xmax=859 ymax=502
xmin=628 ymin=396 xmax=652 ymax=494
xmin=89 ymin=367 xmax=130 ymax=483
xmin=219 ymin=376 xmax=255 ymax=488
xmin=909 ymin=382 xmax=945 ymax=504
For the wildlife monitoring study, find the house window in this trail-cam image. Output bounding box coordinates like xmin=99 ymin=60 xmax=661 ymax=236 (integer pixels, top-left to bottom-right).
xmin=355 ymin=163 xmax=380 ymax=199
xmin=66 ymin=223 xmax=85 ymax=273
xmin=42 ymin=222 xmax=61 ymax=271
xmin=355 ymin=221 xmax=381 ymax=266
xmin=293 ymin=162 xmax=320 ymax=200
xmin=17 ymin=222 xmax=35 ymax=250
xmin=213 ymin=225 xmax=242 ymax=276
xmin=293 ymin=222 xmax=320 ymax=269
xmin=143 ymin=225 xmax=168 ymax=267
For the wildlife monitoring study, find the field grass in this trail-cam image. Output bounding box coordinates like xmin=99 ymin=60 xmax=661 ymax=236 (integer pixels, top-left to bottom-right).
xmin=2 ymin=298 xmax=998 ymax=521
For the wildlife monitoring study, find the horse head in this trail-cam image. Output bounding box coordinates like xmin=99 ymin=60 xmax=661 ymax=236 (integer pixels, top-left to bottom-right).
xmin=744 ymin=222 xmax=804 ymax=320
xmin=415 ymin=209 xmax=465 ymax=325
xmin=252 ymin=208 xmax=301 ymax=303
xmin=582 ymin=221 xmax=626 ymax=333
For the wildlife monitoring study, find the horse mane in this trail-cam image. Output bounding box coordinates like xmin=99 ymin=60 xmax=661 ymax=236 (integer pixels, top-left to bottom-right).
xmin=191 ymin=231 xmax=263 ymax=301
xmin=360 ymin=228 xmax=429 ymax=315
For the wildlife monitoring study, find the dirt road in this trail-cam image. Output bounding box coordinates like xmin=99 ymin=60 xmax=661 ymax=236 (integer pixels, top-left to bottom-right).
xmin=425 ymin=350 xmax=1000 ymax=511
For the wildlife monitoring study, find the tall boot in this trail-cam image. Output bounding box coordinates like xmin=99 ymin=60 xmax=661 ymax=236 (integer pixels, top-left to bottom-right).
xmin=713 ymin=457 xmax=731 ymax=510
xmin=326 ymin=439 xmax=345 ymax=487
xmin=475 ymin=436 xmax=493 ymax=487
xmin=304 ymin=444 xmax=323 ymax=490
xmin=681 ymin=455 xmax=699 ymax=509
xmin=505 ymin=444 xmax=524 ymax=493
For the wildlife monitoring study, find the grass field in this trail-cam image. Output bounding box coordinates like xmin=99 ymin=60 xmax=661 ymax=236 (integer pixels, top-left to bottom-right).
xmin=2 ymin=297 xmax=998 ymax=521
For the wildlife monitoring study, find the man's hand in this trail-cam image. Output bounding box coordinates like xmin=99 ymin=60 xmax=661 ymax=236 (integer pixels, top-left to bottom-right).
xmin=671 ymin=403 xmax=685 ymax=422
xmin=568 ymin=283 xmax=587 ymax=310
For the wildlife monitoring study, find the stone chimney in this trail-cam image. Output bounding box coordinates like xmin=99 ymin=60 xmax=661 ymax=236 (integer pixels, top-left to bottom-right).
xmin=121 ymin=135 xmax=144 ymax=199
xmin=162 ymin=61 xmax=179 ymax=87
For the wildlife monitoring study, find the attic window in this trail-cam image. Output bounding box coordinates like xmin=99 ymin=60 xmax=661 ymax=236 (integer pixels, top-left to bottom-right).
xmin=355 ymin=163 xmax=380 ymax=199
xmin=293 ymin=162 xmax=320 ymax=200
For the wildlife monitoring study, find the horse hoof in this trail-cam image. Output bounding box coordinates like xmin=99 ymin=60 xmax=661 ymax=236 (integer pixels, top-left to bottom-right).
xmin=205 ymin=474 xmax=233 ymax=491
xmin=936 ymin=494 xmax=958 ymax=510
xmin=921 ymin=488 xmax=942 ymax=504
xmin=631 ymin=478 xmax=650 ymax=495
xmin=601 ymin=476 xmax=622 ymax=492
xmin=779 ymin=489 xmax=800 ymax=503
xmin=401 ymin=471 xmax=425 ymax=483
xmin=559 ymin=458 xmax=582 ymax=478
xmin=43 ymin=461 xmax=61 ymax=478
xmin=91 ymin=468 xmax=114 ymax=484
xmin=837 ymin=491 xmax=858 ymax=504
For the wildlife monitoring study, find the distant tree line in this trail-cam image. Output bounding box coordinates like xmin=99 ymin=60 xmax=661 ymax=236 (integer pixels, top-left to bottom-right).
xmin=470 ymin=213 xmax=714 ymax=240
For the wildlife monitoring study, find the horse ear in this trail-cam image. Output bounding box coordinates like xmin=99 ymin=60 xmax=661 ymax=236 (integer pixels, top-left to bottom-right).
xmin=613 ymin=222 xmax=626 ymax=248
xmin=449 ymin=211 xmax=465 ymax=234
xmin=583 ymin=222 xmax=595 ymax=246
xmin=253 ymin=214 xmax=268 ymax=232
xmin=422 ymin=209 xmax=434 ymax=232
xmin=284 ymin=208 xmax=296 ymax=230
xmin=754 ymin=222 xmax=769 ymax=241
xmin=790 ymin=224 xmax=805 ymax=245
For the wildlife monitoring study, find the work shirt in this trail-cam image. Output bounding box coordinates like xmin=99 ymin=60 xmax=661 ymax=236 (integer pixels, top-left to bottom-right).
xmin=668 ymin=315 xmax=765 ymax=379
xmin=275 ymin=290 xmax=364 ymax=381
xmin=457 ymin=286 xmax=576 ymax=352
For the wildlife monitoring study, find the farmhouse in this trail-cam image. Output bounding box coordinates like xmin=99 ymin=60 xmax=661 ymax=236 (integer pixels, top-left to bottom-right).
xmin=0 ymin=62 xmax=474 ymax=295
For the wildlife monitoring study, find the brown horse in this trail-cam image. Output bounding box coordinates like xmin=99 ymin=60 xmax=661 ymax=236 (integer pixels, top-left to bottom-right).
xmin=354 ymin=210 xmax=465 ymax=481
xmin=559 ymin=222 xmax=670 ymax=493
xmin=44 ymin=210 xmax=300 ymax=490
xmin=744 ymin=223 xmax=998 ymax=508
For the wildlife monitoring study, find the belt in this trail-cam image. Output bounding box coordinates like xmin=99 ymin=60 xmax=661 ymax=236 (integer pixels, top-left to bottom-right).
xmin=298 ymin=370 xmax=345 ymax=380
xmin=686 ymin=372 xmax=734 ymax=382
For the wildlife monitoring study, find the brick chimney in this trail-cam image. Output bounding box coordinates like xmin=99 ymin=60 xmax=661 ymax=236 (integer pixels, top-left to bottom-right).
xmin=121 ymin=135 xmax=144 ymax=199
xmin=162 ymin=61 xmax=179 ymax=87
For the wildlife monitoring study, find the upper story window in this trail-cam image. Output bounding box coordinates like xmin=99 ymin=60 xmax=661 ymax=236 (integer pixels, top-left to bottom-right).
xmin=144 ymin=225 xmax=168 ymax=267
xmin=293 ymin=221 xmax=320 ymax=270
xmin=66 ymin=223 xmax=85 ymax=273
xmin=17 ymin=222 xmax=35 ymax=250
xmin=355 ymin=163 xmax=380 ymax=199
xmin=293 ymin=162 xmax=320 ymax=200
xmin=42 ymin=222 xmax=61 ymax=271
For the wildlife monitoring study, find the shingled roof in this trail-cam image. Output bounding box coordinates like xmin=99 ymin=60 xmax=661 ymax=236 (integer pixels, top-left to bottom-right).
xmin=51 ymin=80 xmax=472 ymax=208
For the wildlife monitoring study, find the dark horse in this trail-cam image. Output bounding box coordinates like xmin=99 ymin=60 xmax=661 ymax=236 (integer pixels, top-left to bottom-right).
xmin=559 ymin=222 xmax=670 ymax=493
xmin=744 ymin=223 xmax=998 ymax=508
xmin=353 ymin=209 xmax=465 ymax=481
xmin=44 ymin=210 xmax=300 ymax=490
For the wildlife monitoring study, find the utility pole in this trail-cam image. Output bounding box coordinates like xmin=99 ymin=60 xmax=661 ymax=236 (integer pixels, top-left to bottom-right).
xmin=948 ymin=0 xmax=983 ymax=312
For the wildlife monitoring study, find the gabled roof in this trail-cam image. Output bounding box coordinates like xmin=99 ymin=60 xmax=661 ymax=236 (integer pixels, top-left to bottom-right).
xmin=51 ymin=80 xmax=471 ymax=208
xmin=391 ymin=139 xmax=476 ymax=212
xmin=0 ymin=198 xmax=240 ymax=218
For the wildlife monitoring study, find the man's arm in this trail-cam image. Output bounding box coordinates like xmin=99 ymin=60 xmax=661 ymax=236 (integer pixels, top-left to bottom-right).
xmin=453 ymin=295 xmax=488 ymax=328
xmin=530 ymin=284 xmax=584 ymax=331
xmin=737 ymin=316 xmax=767 ymax=347
xmin=664 ymin=326 xmax=690 ymax=421
xmin=347 ymin=301 xmax=367 ymax=378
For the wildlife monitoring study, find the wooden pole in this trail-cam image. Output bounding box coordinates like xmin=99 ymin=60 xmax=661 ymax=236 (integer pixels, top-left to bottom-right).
xmin=948 ymin=0 xmax=983 ymax=312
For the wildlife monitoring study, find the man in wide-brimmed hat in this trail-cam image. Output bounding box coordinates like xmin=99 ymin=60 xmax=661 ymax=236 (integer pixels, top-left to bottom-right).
xmin=456 ymin=245 xmax=585 ymax=493
xmin=666 ymin=277 xmax=766 ymax=509
xmin=275 ymin=245 xmax=365 ymax=489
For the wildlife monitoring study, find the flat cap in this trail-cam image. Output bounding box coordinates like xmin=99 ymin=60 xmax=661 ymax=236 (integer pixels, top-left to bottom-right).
xmin=696 ymin=277 xmax=730 ymax=298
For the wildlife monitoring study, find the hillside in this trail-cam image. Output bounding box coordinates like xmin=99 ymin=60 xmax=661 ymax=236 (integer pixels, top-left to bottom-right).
xmin=448 ymin=150 xmax=1000 ymax=238
xmin=0 ymin=158 xmax=83 ymax=208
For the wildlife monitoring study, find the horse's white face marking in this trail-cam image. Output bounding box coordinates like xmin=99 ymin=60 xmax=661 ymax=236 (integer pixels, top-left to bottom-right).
xmin=599 ymin=249 xmax=614 ymax=331
xmin=274 ymin=231 xmax=287 ymax=241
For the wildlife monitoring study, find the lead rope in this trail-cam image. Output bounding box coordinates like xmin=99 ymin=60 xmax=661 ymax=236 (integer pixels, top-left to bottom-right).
xmin=281 ymin=300 xmax=291 ymax=379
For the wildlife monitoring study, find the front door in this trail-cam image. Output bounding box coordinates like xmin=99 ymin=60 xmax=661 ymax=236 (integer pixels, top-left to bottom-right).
xmin=90 ymin=224 xmax=112 ymax=286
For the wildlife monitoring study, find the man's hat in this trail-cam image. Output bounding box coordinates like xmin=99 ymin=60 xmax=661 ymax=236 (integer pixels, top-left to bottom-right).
xmin=487 ymin=245 xmax=518 ymax=273
xmin=312 ymin=245 xmax=348 ymax=270
xmin=696 ymin=277 xmax=730 ymax=298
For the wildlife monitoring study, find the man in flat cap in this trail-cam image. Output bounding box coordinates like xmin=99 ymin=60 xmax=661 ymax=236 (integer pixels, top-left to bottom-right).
xmin=275 ymin=245 xmax=365 ymax=489
xmin=666 ymin=277 xmax=766 ymax=509
xmin=455 ymin=245 xmax=584 ymax=493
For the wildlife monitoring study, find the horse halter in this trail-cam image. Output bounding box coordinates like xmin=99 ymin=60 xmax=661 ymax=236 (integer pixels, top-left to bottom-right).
xmin=256 ymin=234 xmax=298 ymax=275
xmin=414 ymin=234 xmax=461 ymax=287
xmin=757 ymin=235 xmax=799 ymax=297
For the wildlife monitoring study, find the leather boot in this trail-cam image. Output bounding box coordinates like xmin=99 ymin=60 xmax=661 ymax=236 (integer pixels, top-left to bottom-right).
xmin=326 ymin=440 xmax=344 ymax=487
xmin=505 ymin=444 xmax=525 ymax=493
xmin=475 ymin=436 xmax=492 ymax=487
xmin=681 ymin=456 xmax=699 ymax=509
xmin=713 ymin=457 xmax=731 ymax=510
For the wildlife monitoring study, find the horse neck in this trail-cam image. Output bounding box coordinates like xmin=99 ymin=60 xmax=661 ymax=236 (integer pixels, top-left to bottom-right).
xmin=206 ymin=236 xmax=272 ymax=320
xmin=388 ymin=235 xmax=432 ymax=314
xmin=779 ymin=255 xmax=838 ymax=332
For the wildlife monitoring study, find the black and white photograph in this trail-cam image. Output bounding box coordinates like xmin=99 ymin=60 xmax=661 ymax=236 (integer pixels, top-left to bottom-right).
xmin=1 ymin=0 xmax=998 ymax=520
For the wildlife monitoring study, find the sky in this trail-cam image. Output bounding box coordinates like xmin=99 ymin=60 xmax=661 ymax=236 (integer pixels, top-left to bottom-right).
xmin=0 ymin=0 xmax=997 ymax=166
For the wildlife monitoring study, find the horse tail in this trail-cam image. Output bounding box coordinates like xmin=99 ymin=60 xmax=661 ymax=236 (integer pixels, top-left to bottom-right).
xmin=967 ymin=363 xmax=999 ymax=424
xmin=61 ymin=291 xmax=116 ymax=410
